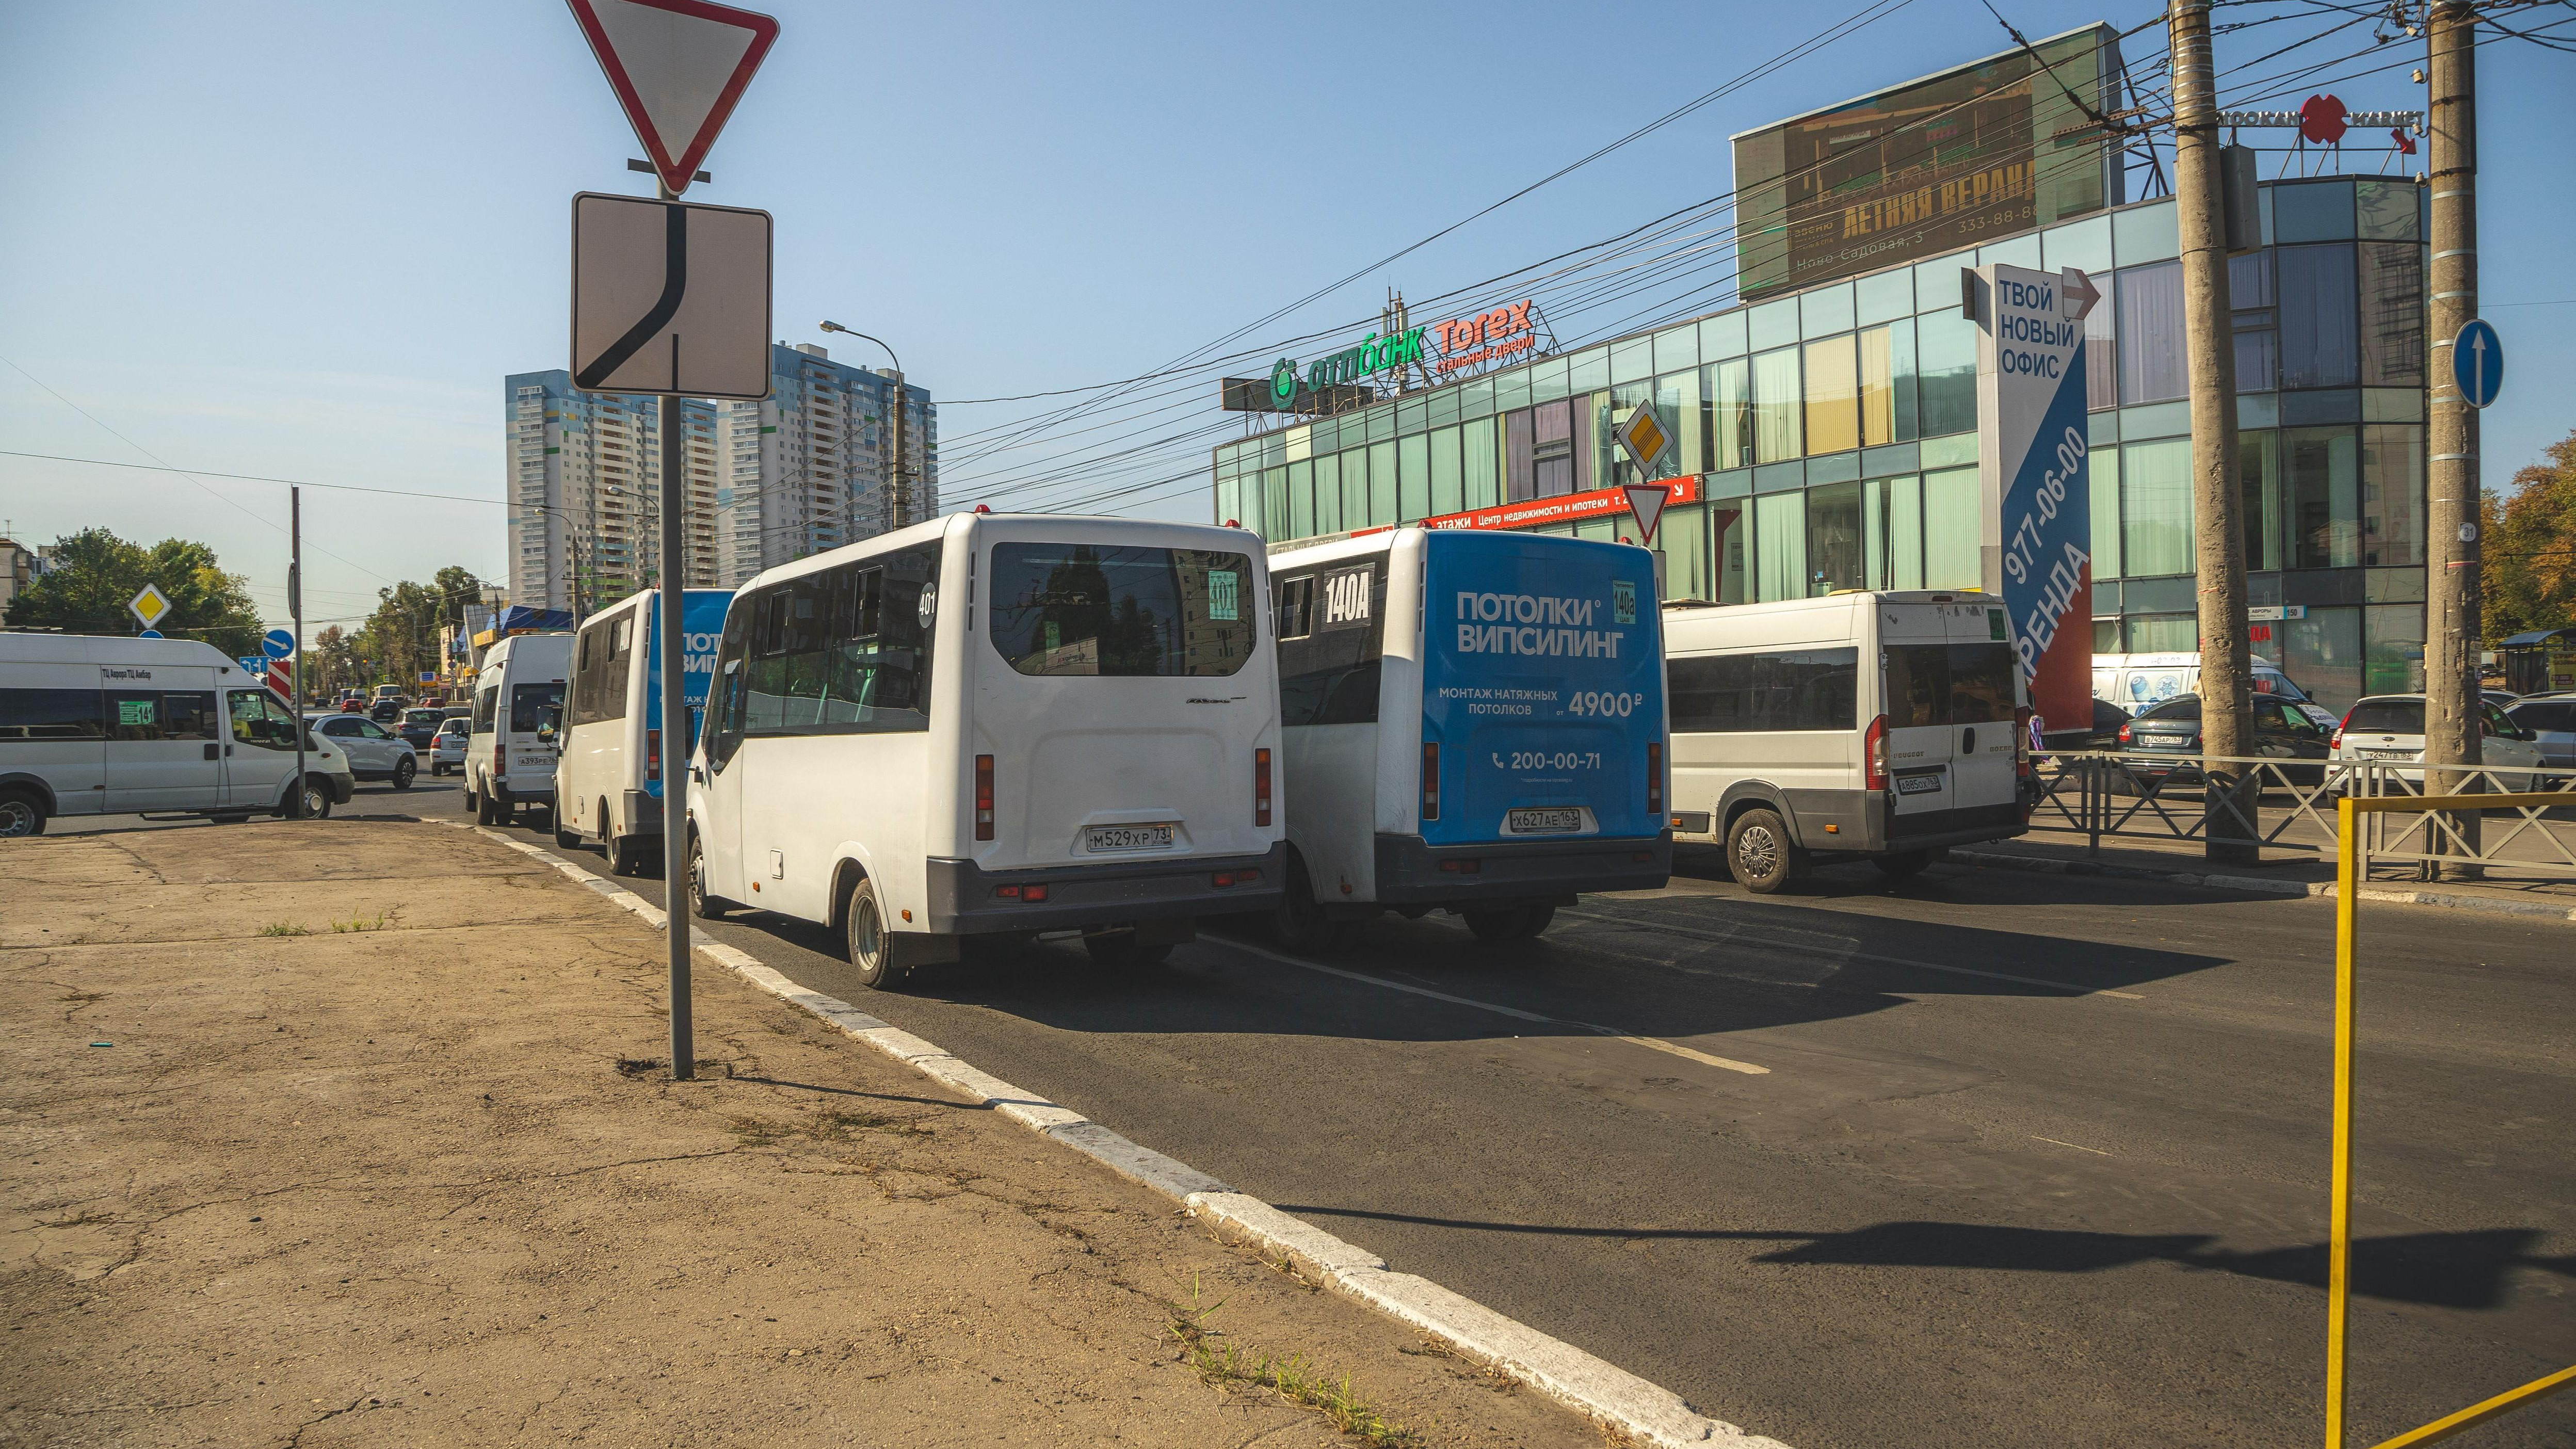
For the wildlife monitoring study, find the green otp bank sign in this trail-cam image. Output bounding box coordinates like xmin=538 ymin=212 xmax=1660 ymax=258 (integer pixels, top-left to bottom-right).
xmin=1270 ymin=326 xmax=1429 ymax=405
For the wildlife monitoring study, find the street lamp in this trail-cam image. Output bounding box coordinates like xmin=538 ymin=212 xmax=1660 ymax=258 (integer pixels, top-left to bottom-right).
xmin=818 ymin=320 xmax=913 ymax=530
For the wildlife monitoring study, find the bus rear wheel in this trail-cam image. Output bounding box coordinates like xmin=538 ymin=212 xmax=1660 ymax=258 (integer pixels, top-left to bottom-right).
xmin=1728 ymin=808 xmax=1796 ymax=894
xmin=1463 ymin=904 xmax=1553 ymax=941
xmin=842 ymin=878 xmax=903 ymax=990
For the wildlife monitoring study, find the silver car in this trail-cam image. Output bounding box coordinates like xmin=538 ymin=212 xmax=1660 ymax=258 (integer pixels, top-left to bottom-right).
xmin=2505 ymin=698 xmax=2576 ymax=778
xmin=306 ymin=713 xmax=419 ymax=789
xmin=429 ymin=717 xmax=471 ymax=776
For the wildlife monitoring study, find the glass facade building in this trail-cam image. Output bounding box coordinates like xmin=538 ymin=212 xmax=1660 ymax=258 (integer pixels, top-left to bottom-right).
xmin=1213 ymin=176 xmax=2431 ymax=712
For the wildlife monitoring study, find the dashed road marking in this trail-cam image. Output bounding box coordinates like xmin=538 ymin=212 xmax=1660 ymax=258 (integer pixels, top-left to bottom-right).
xmin=1560 ymin=909 xmax=2145 ymax=1000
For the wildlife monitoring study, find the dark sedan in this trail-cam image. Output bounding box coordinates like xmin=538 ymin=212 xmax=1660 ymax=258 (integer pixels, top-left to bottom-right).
xmin=396 ymin=706 xmax=448 ymax=751
xmin=2116 ymin=693 xmax=2335 ymax=788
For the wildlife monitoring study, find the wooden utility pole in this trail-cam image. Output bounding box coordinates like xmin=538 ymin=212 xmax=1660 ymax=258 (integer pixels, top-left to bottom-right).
xmin=2424 ymin=0 xmax=2484 ymax=877
xmin=2169 ymin=0 xmax=2257 ymax=864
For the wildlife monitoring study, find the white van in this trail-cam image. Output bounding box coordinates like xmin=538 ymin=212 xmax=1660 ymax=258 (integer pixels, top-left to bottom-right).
xmin=0 ymin=633 xmax=352 ymax=835
xmin=2094 ymin=652 xmax=2309 ymax=713
xmin=1263 ymin=527 xmax=1671 ymax=946
xmin=463 ymin=632 xmax=571 ymax=826
xmin=552 ymin=587 xmax=732 ymax=873
xmin=687 ymin=512 xmax=1286 ymax=987
xmin=1662 ymin=591 xmax=2030 ymax=891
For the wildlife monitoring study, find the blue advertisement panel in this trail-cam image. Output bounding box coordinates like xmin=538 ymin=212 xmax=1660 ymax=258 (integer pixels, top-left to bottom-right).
xmin=642 ymin=589 xmax=733 ymax=798
xmin=1978 ymin=263 xmax=2095 ymax=734
xmin=1418 ymin=532 xmax=1665 ymax=847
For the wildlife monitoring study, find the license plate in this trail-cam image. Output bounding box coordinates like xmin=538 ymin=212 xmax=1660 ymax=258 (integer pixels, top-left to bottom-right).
xmin=2361 ymin=748 xmax=2413 ymax=760
xmin=1083 ymin=823 xmax=1173 ymax=853
xmin=1507 ymin=807 xmax=1583 ymax=834
xmin=2135 ymin=737 xmax=2191 ymax=750
xmin=1895 ymin=774 xmax=1944 ymax=795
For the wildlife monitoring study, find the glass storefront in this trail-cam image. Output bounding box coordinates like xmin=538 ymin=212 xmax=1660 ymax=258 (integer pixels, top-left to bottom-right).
xmin=1213 ymin=178 xmax=2429 ymax=711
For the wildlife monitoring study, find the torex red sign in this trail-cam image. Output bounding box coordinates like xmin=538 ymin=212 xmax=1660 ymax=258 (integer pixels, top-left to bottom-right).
xmin=1430 ymin=298 xmax=1538 ymax=377
xmin=1381 ymin=474 xmax=1703 ymax=536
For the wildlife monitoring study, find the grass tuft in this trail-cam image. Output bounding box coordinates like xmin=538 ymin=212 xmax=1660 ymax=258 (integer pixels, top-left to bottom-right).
xmin=258 ymin=922 xmax=312 ymax=937
xmin=1165 ymin=1271 xmax=1425 ymax=1449
xmin=328 ymin=911 xmax=389 ymax=933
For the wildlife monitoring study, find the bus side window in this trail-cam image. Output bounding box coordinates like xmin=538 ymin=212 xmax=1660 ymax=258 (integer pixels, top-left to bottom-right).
xmin=1275 ymin=575 xmax=1314 ymax=641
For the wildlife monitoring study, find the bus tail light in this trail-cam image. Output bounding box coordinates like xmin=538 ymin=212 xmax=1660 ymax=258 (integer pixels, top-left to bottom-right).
xmin=1420 ymin=743 xmax=1439 ymax=822
xmin=1647 ymin=742 xmax=1664 ymax=815
xmin=493 ymin=736 xmax=507 ymax=780
xmin=1254 ymin=747 xmax=1271 ymax=827
xmin=1864 ymin=714 xmax=1888 ymax=791
xmin=2013 ymin=706 xmax=2033 ymax=778
xmin=646 ymin=728 xmax=661 ymax=782
xmin=974 ymin=754 xmax=994 ymax=841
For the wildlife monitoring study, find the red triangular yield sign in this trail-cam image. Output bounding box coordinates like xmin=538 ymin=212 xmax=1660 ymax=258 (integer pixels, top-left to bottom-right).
xmin=1621 ymin=482 xmax=1670 ymax=544
xmin=566 ymin=0 xmax=780 ymax=198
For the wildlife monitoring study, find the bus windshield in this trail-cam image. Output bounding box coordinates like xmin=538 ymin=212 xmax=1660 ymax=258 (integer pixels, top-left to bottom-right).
xmin=987 ymin=542 xmax=1254 ymax=678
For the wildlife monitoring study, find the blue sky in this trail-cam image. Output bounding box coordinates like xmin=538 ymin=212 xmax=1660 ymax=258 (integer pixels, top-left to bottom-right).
xmin=3 ymin=1 xmax=2569 ymax=634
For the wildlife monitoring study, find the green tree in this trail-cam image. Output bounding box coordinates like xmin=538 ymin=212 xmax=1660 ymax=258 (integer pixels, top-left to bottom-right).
xmin=2 ymin=528 xmax=265 ymax=657
xmin=2482 ymin=429 xmax=2576 ymax=641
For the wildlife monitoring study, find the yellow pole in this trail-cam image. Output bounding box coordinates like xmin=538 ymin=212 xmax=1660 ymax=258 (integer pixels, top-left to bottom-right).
xmin=2327 ymin=795 xmax=2360 ymax=1446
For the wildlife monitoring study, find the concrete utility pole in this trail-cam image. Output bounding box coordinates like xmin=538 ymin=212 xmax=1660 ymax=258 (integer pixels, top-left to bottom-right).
xmin=2168 ymin=0 xmax=2257 ymax=864
xmin=290 ymin=486 xmax=308 ymax=804
xmin=657 ymin=390 xmax=696 ymax=1081
xmin=2424 ymin=0 xmax=2483 ymax=877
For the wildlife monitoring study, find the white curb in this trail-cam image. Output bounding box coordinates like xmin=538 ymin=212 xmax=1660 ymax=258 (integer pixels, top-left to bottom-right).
xmin=436 ymin=819 xmax=1786 ymax=1448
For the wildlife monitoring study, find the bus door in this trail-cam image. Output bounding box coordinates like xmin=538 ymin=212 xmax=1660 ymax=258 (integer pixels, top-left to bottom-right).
xmin=222 ymin=687 xmax=302 ymax=809
xmin=975 ymin=536 xmax=1265 ymax=870
xmin=1879 ymin=602 xmax=2021 ymax=825
xmin=103 ymin=679 xmax=223 ymax=812
xmin=1419 ymin=533 xmax=1666 ymax=846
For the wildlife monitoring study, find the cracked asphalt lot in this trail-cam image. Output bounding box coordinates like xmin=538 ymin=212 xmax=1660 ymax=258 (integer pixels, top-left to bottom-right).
xmin=0 ymin=821 xmax=1595 ymax=1448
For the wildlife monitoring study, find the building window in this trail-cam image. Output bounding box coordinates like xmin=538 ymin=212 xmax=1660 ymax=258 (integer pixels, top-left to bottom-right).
xmin=1713 ymin=502 xmax=1749 ymax=604
xmin=2284 ymin=426 xmax=2359 ymax=569
xmin=2115 ymin=260 xmax=2186 ymax=405
xmin=2364 ymin=602 xmax=2426 ymax=696
xmin=1858 ymin=327 xmax=1897 ymax=447
xmin=1915 ymin=307 xmax=1977 ymax=437
xmin=1803 ymin=336 xmax=1859 ymax=457
xmin=2278 ymin=244 xmax=2361 ymax=389
xmin=2360 ymin=424 xmax=2424 ymax=567
xmin=1867 ymin=473 xmax=1923 ymax=590
xmin=2359 ymin=243 xmax=2424 ymax=388
xmin=1754 ymin=490 xmax=1805 ymax=603
xmin=1531 ymin=399 xmax=1574 ymax=497
xmin=1708 ymin=357 xmax=1753 ymax=471
xmin=1504 ymin=408 xmax=1536 ymax=502
xmin=1806 ymin=480 xmax=1864 ymax=594
xmin=1428 ymin=427 xmax=1462 ymax=517
xmin=2120 ymin=437 xmax=2194 ymax=577
xmin=2126 ymin=613 xmax=2197 ymax=652
xmin=2284 ymin=605 xmax=2364 ymax=710
xmin=1752 ymin=347 xmax=1802 ymax=463
xmin=1923 ymin=466 xmax=1982 ymax=589
xmin=2240 ymin=429 xmax=2280 ymax=572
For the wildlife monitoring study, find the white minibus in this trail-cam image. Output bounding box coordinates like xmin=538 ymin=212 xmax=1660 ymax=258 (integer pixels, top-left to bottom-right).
xmin=1662 ymin=590 xmax=2030 ymax=892
xmin=2094 ymin=651 xmax=2309 ymax=712
xmin=0 ymin=633 xmax=351 ymax=835
xmin=687 ymin=512 xmax=1286 ymax=987
xmin=1264 ymin=527 xmax=1671 ymax=946
xmin=552 ymin=587 xmax=732 ymax=873
xmin=463 ymin=632 xmax=572 ymax=827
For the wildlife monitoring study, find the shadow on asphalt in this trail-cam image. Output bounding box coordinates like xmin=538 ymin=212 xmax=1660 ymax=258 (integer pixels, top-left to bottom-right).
xmin=1666 ymin=843 xmax=2331 ymax=910
xmin=1259 ymin=1207 xmax=2576 ymax=1309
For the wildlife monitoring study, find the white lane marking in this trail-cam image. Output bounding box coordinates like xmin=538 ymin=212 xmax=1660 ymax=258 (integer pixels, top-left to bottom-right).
xmin=1211 ymin=937 xmax=1770 ymax=1076
xmin=2032 ymin=1135 xmax=2114 ymax=1156
xmin=1559 ymin=909 xmax=2145 ymax=1000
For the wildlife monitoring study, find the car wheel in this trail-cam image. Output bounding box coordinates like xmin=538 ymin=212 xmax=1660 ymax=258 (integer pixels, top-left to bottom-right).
xmin=1084 ymin=931 xmax=1172 ymax=968
xmin=392 ymin=756 xmax=415 ymax=790
xmin=1874 ymin=849 xmax=1933 ymax=880
xmin=686 ymin=834 xmax=732 ymax=920
xmin=1728 ymin=808 xmax=1795 ymax=894
xmin=0 ymin=788 xmax=46 ymax=838
xmin=1270 ymin=849 xmax=1345 ymax=952
xmin=553 ymin=812 xmax=582 ymax=849
xmin=841 ymin=877 xmax=902 ymax=989
xmin=283 ymin=777 xmax=332 ymax=820
xmin=1462 ymin=904 xmax=1554 ymax=941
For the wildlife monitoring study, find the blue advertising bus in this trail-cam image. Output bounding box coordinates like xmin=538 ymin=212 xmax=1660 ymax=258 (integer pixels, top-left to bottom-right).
xmin=553 ymin=587 xmax=732 ymax=873
xmin=1265 ymin=527 xmax=1670 ymax=946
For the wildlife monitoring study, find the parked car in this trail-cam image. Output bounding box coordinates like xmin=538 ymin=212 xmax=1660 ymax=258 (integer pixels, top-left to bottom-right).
xmin=2328 ymin=694 xmax=2549 ymax=787
xmin=2115 ymin=693 xmax=2335 ymax=787
xmin=429 ymin=717 xmax=470 ymax=776
xmin=396 ymin=706 xmax=447 ymax=752
xmin=308 ymin=712 xmax=418 ymax=788
xmin=2503 ymin=697 xmax=2576 ymax=777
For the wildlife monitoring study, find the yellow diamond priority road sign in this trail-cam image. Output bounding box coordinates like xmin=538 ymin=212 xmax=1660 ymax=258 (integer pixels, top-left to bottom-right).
xmin=128 ymin=584 xmax=171 ymax=630
xmin=1616 ymin=404 xmax=1671 ymax=473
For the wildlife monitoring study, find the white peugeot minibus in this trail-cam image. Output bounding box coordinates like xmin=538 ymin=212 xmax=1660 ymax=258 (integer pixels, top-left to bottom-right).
xmin=0 ymin=633 xmax=350 ymax=834
xmin=463 ymin=631 xmax=571 ymax=827
xmin=1263 ymin=527 xmax=1671 ymax=947
xmin=552 ymin=588 xmax=731 ymax=874
xmin=687 ymin=513 xmax=1286 ymax=987
xmin=1662 ymin=590 xmax=2031 ymax=891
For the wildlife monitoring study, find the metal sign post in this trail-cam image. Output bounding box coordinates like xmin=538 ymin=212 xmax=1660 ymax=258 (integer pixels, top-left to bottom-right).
xmin=565 ymin=0 xmax=778 ymax=1085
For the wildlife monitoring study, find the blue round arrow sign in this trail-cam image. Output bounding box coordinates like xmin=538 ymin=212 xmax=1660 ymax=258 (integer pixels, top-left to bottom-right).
xmin=2452 ymin=319 xmax=2503 ymax=408
xmin=262 ymin=627 xmax=296 ymax=659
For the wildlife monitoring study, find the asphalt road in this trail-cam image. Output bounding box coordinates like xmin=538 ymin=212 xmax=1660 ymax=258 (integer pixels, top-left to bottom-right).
xmin=142 ymin=776 xmax=2576 ymax=1449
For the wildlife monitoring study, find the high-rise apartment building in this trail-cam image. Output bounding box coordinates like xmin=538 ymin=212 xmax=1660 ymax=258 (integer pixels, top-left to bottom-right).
xmin=506 ymin=344 xmax=936 ymax=610
xmin=712 ymin=343 xmax=938 ymax=586
xmin=504 ymin=374 xmax=720 ymax=614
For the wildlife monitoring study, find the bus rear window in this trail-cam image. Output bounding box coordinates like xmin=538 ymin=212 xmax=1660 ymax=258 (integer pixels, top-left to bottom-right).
xmin=1883 ymin=643 xmax=2018 ymax=729
xmin=510 ymin=682 xmax=563 ymax=733
xmin=988 ymin=543 xmax=1254 ymax=678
